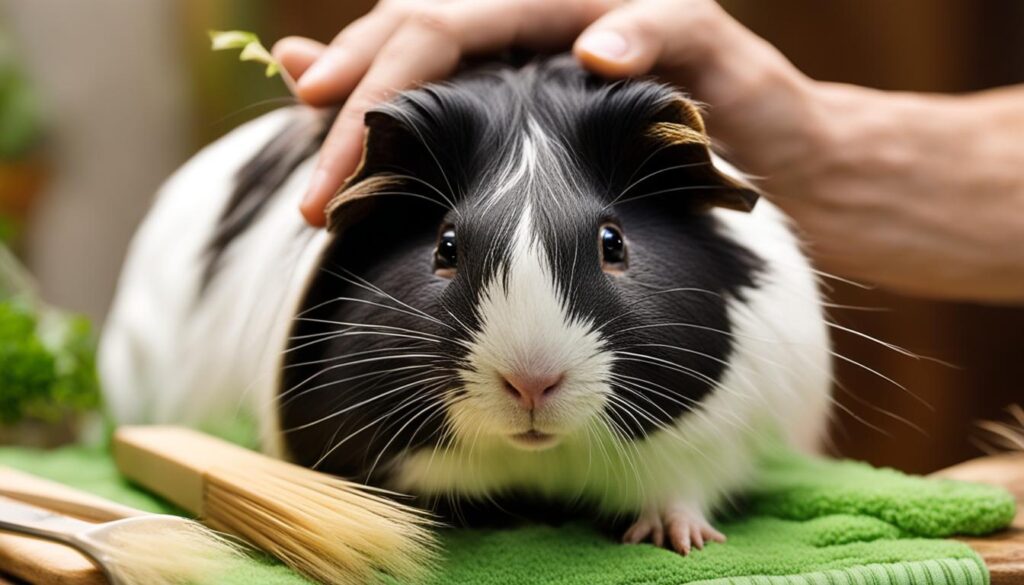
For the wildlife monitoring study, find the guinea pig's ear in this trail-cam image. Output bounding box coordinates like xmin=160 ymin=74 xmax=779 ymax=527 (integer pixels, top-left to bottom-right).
xmin=324 ymin=109 xmax=442 ymax=233
xmin=636 ymin=96 xmax=760 ymax=212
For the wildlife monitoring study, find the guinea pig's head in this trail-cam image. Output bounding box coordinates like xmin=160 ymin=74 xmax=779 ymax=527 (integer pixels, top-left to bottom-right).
xmin=280 ymin=57 xmax=762 ymax=480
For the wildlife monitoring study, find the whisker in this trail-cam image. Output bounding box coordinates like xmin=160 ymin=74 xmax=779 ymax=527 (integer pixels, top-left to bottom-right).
xmin=829 ymin=379 xmax=926 ymax=436
xmin=821 ymin=302 xmax=892 ymax=312
xmin=312 ymin=380 xmax=449 ymax=470
xmin=374 ymin=106 xmax=462 ymax=213
xmin=825 ymin=321 xmax=922 ymax=360
xmin=608 ymin=184 xmax=740 ymax=208
xmin=614 ymin=351 xmax=727 ymax=392
xmin=320 ymin=267 xmax=456 ymax=330
xmin=283 ymin=374 xmax=452 ymax=433
xmin=286 ymin=326 xmax=428 ymax=352
xmin=608 ymin=373 xmax=752 ymax=433
xmin=604 ymin=390 xmax=680 ymax=439
xmin=828 ymin=351 xmax=931 ymax=410
xmin=211 ymin=96 xmax=301 ymax=128
xmin=285 ymin=330 xmax=442 ymax=355
xmin=598 ymin=410 xmax=646 ymax=504
xmin=593 ymin=286 xmax=722 ymax=332
xmin=297 ymin=295 xmax=459 ymax=333
xmin=280 ymin=352 xmax=440 ymax=407
xmin=365 ymin=382 xmax=453 ymax=479
xmin=337 ymin=189 xmax=452 ymax=210
xmin=809 ymin=267 xmax=874 ymax=290
xmin=284 ymin=345 xmax=438 ymax=370
xmin=623 ymin=341 xmax=763 ymax=392
xmin=612 ymin=319 xmax=930 ymax=410
xmin=607 ymin=161 xmax=715 ymax=207
xmin=295 ymin=318 xmax=447 ymax=342
xmin=374 ymin=172 xmax=459 ymax=212
xmin=280 ymin=361 xmax=440 ymax=406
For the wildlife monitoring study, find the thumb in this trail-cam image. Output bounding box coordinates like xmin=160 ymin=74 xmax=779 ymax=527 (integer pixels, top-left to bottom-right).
xmin=572 ymin=0 xmax=760 ymax=82
xmin=572 ymin=0 xmax=814 ymax=185
xmin=272 ymin=36 xmax=327 ymax=82
xmin=573 ymin=0 xmax=671 ymax=78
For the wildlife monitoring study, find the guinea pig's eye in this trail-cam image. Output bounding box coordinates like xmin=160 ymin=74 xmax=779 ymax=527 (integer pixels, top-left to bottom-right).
xmin=434 ymin=227 xmax=457 ymax=277
xmin=600 ymin=223 xmax=627 ymax=273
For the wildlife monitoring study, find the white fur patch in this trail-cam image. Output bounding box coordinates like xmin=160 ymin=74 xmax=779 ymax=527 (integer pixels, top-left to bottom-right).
xmin=445 ymin=204 xmax=612 ymax=441
xmin=99 ymin=108 xmax=330 ymax=456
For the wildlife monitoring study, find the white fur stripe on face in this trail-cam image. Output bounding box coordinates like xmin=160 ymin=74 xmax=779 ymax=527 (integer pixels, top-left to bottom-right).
xmin=477 ymin=205 xmax=575 ymax=378
xmin=482 ymin=132 xmax=537 ymax=208
xmin=448 ymin=203 xmax=612 ymax=441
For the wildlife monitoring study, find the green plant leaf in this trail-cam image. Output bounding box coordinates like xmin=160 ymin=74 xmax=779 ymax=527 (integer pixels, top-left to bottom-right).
xmin=209 ymin=30 xmax=280 ymax=78
xmin=208 ymin=30 xmax=259 ymax=50
xmin=0 ymin=245 xmax=99 ymax=426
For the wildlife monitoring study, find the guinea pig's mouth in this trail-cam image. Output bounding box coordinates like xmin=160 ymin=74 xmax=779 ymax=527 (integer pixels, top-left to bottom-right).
xmin=508 ymin=430 xmax=559 ymax=450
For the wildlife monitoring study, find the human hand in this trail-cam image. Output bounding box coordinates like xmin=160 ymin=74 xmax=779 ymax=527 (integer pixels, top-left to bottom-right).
xmin=272 ymin=0 xmax=815 ymax=227
xmin=273 ymin=0 xmax=1024 ymax=303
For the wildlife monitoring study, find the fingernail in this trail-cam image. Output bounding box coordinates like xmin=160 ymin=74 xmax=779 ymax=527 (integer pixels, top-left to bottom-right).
xmin=577 ymin=30 xmax=630 ymax=61
xmin=298 ymin=58 xmax=333 ymax=92
xmin=304 ymin=169 xmax=330 ymax=206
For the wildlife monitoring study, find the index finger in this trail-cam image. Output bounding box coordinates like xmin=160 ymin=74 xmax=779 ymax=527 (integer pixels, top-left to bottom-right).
xmin=301 ymin=0 xmax=619 ymax=226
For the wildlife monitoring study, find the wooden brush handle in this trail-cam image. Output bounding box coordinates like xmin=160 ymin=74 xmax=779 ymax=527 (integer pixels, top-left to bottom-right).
xmin=0 ymin=466 xmax=145 ymax=585
xmin=113 ymin=426 xmax=266 ymax=516
xmin=0 ymin=467 xmax=142 ymax=522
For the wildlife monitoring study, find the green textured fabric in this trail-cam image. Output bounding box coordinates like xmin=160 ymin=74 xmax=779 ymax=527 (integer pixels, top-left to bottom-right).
xmin=0 ymin=446 xmax=1013 ymax=585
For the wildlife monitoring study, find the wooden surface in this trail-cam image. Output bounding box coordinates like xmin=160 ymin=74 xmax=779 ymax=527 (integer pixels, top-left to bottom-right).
xmin=2 ymin=454 xmax=1022 ymax=584
xmin=933 ymin=452 xmax=1024 ymax=585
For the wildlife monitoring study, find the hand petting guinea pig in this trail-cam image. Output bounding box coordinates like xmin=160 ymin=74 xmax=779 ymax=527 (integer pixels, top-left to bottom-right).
xmin=100 ymin=55 xmax=832 ymax=553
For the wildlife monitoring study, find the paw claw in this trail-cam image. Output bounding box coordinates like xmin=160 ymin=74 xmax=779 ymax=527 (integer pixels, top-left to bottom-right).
xmin=622 ymin=515 xmax=660 ymax=545
xmin=651 ymin=525 xmax=664 ymax=548
xmin=707 ymin=527 xmax=727 ymax=543
xmin=669 ymin=521 xmax=690 ymax=555
xmin=623 ymin=505 xmax=724 ymax=554
xmin=692 ymin=527 xmax=704 ymax=550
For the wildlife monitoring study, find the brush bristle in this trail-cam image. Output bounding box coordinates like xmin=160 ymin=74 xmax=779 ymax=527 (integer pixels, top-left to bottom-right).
xmin=646 ymin=121 xmax=710 ymax=147
xmin=974 ymin=404 xmax=1024 ymax=453
xmin=99 ymin=517 xmax=249 ymax=585
xmin=203 ymin=455 xmax=438 ymax=584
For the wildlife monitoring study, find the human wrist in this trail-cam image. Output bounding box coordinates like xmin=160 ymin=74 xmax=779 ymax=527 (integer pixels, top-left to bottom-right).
xmin=795 ymin=83 xmax=1024 ymax=302
xmin=664 ymin=11 xmax=826 ymax=186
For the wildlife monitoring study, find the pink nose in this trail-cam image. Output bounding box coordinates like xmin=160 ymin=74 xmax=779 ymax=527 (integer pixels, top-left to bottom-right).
xmin=502 ymin=372 xmax=563 ymax=410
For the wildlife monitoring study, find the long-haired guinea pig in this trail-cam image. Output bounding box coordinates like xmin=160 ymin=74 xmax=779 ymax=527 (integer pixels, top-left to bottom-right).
xmin=100 ymin=55 xmax=831 ymax=552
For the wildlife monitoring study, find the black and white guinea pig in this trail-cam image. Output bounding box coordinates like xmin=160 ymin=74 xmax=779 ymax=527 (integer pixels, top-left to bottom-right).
xmin=101 ymin=56 xmax=831 ymax=552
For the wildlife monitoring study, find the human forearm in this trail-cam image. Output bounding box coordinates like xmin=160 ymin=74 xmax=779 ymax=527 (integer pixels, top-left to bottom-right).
xmin=769 ymin=82 xmax=1024 ymax=302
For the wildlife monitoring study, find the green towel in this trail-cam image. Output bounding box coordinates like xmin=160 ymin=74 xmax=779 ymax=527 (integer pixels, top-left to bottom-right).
xmin=0 ymin=446 xmax=1013 ymax=585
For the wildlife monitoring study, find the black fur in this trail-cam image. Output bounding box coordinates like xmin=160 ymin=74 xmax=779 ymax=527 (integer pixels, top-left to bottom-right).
xmin=227 ymin=57 xmax=763 ymax=497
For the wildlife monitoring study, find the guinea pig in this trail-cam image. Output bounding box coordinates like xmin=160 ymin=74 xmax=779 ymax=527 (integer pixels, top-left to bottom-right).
xmin=100 ymin=55 xmax=832 ymax=553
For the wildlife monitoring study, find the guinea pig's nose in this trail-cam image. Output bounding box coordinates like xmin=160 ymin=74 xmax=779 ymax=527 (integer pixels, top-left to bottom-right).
xmin=502 ymin=372 xmax=563 ymax=410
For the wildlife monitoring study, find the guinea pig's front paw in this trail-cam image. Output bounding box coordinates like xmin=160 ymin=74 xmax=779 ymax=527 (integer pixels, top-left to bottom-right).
xmin=622 ymin=504 xmax=725 ymax=555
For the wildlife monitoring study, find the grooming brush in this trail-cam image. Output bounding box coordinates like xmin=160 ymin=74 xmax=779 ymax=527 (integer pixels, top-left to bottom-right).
xmin=0 ymin=488 xmax=245 ymax=585
xmin=975 ymin=404 xmax=1024 ymax=453
xmin=0 ymin=466 xmax=142 ymax=523
xmin=113 ymin=426 xmax=438 ymax=584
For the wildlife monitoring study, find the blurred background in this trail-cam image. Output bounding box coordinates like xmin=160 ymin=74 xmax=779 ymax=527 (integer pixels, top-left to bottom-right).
xmin=0 ymin=0 xmax=1021 ymax=471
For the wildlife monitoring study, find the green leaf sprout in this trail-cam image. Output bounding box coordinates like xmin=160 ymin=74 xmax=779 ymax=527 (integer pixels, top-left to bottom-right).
xmin=209 ymin=29 xmax=281 ymax=78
